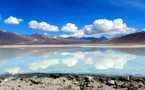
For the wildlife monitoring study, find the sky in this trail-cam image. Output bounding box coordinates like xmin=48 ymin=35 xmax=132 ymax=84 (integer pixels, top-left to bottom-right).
xmin=0 ymin=0 xmax=145 ymax=38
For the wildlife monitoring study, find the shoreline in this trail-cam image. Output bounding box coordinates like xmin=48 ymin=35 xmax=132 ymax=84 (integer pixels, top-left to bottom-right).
xmin=0 ymin=73 xmax=145 ymax=90
xmin=0 ymin=44 xmax=145 ymax=48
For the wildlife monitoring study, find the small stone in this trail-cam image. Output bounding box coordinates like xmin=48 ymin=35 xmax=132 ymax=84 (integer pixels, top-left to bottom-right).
xmin=116 ymin=81 xmax=124 ymax=87
xmin=118 ymin=76 xmax=130 ymax=81
xmin=120 ymin=82 xmax=129 ymax=88
xmin=99 ymin=77 xmax=106 ymax=83
xmin=18 ymin=85 xmax=21 ymax=87
xmin=86 ymin=84 xmax=92 ymax=87
xmin=127 ymin=86 xmax=136 ymax=90
xmin=74 ymin=81 xmax=79 ymax=85
xmin=30 ymin=79 xmax=42 ymax=84
xmin=29 ymin=83 xmax=33 ymax=86
xmin=4 ymin=78 xmax=9 ymax=82
xmin=98 ymin=85 xmax=103 ymax=88
xmin=107 ymin=80 xmax=115 ymax=85
xmin=84 ymin=77 xmax=90 ymax=82
xmin=138 ymin=82 xmax=144 ymax=88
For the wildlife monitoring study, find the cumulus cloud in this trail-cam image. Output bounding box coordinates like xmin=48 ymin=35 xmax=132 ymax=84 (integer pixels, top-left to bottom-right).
xmin=83 ymin=18 xmax=136 ymax=38
xmin=4 ymin=16 xmax=23 ymax=25
xmin=62 ymin=23 xmax=78 ymax=33
xmin=28 ymin=20 xmax=59 ymax=32
xmin=71 ymin=30 xmax=85 ymax=37
xmin=60 ymin=30 xmax=85 ymax=38
xmin=60 ymin=18 xmax=136 ymax=38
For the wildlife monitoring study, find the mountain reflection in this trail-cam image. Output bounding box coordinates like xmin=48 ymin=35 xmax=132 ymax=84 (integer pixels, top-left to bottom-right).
xmin=114 ymin=48 xmax=145 ymax=57
xmin=0 ymin=47 xmax=145 ymax=75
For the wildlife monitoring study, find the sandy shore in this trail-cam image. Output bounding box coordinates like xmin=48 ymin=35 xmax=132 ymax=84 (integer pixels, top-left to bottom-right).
xmin=0 ymin=73 xmax=145 ymax=90
xmin=0 ymin=44 xmax=145 ymax=48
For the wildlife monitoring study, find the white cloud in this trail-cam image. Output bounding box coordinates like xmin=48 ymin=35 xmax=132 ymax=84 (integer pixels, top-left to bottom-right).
xmin=4 ymin=16 xmax=23 ymax=25
xmin=60 ymin=18 xmax=136 ymax=38
xmin=83 ymin=18 xmax=136 ymax=38
xmin=28 ymin=20 xmax=59 ymax=32
xmin=5 ymin=67 xmax=21 ymax=74
xmin=71 ymin=30 xmax=85 ymax=37
xmin=62 ymin=23 xmax=78 ymax=33
xmin=29 ymin=59 xmax=59 ymax=71
xmin=60 ymin=30 xmax=85 ymax=38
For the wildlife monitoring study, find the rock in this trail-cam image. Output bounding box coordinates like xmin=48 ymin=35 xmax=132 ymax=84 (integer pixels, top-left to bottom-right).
xmin=84 ymin=77 xmax=90 ymax=82
xmin=98 ymin=77 xmax=107 ymax=83
xmin=116 ymin=81 xmax=124 ymax=86
xmin=18 ymin=85 xmax=21 ymax=87
xmin=49 ymin=74 xmax=60 ymax=79
xmin=126 ymin=83 xmax=138 ymax=90
xmin=106 ymin=80 xmax=115 ymax=86
xmin=1 ymin=74 xmax=145 ymax=90
xmin=30 ymin=79 xmax=42 ymax=84
xmin=127 ymin=86 xmax=137 ymax=90
xmin=120 ymin=82 xmax=130 ymax=88
xmin=118 ymin=76 xmax=130 ymax=81
xmin=67 ymin=75 xmax=74 ymax=80
xmin=73 ymin=81 xmax=79 ymax=85
xmin=98 ymin=85 xmax=103 ymax=88
xmin=138 ymin=82 xmax=144 ymax=88
xmin=3 ymin=78 xmax=9 ymax=82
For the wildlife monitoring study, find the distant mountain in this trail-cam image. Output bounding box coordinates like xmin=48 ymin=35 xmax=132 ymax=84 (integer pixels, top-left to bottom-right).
xmin=0 ymin=30 xmax=99 ymax=45
xmin=30 ymin=33 xmax=94 ymax=44
xmin=0 ymin=30 xmax=114 ymax=45
xmin=0 ymin=30 xmax=33 ymax=45
xmin=109 ymin=31 xmax=145 ymax=44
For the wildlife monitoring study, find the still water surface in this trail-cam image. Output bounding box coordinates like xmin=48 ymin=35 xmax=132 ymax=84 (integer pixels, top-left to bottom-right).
xmin=0 ymin=47 xmax=145 ymax=76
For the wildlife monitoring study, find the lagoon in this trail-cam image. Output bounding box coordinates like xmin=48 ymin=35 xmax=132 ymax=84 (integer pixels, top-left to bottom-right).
xmin=0 ymin=47 xmax=145 ymax=76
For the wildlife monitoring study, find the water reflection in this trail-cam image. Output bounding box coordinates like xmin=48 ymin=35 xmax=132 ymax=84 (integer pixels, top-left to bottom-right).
xmin=0 ymin=47 xmax=145 ymax=76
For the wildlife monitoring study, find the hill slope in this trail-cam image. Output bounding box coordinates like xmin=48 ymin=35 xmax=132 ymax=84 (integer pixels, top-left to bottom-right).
xmin=109 ymin=31 xmax=145 ymax=44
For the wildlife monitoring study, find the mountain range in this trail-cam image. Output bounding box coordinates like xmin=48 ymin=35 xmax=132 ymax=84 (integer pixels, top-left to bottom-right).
xmin=109 ymin=31 xmax=145 ymax=44
xmin=0 ymin=29 xmax=144 ymax=45
xmin=0 ymin=30 xmax=94 ymax=45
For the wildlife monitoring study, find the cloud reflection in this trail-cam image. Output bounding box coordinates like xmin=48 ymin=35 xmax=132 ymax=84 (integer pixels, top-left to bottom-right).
xmin=29 ymin=59 xmax=59 ymax=71
xmin=5 ymin=67 xmax=21 ymax=74
xmin=28 ymin=49 xmax=136 ymax=70
xmin=0 ymin=48 xmax=139 ymax=75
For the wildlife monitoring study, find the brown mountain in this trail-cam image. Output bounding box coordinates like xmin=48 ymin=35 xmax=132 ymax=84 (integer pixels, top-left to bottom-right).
xmin=0 ymin=30 xmax=91 ymax=45
xmin=0 ymin=30 xmax=33 ymax=45
xmin=109 ymin=31 xmax=145 ymax=44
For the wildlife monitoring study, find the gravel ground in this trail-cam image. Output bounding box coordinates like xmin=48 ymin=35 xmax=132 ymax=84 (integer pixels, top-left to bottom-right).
xmin=0 ymin=73 xmax=145 ymax=90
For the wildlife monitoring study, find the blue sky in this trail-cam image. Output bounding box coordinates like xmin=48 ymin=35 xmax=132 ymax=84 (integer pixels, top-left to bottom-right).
xmin=0 ymin=0 xmax=145 ymax=37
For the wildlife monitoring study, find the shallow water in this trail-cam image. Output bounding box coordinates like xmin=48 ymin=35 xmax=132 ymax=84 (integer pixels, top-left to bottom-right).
xmin=0 ymin=47 xmax=145 ymax=76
